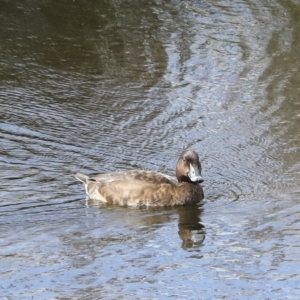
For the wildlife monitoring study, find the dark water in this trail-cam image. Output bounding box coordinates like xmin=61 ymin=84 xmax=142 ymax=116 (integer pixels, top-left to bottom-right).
xmin=1 ymin=0 xmax=300 ymax=299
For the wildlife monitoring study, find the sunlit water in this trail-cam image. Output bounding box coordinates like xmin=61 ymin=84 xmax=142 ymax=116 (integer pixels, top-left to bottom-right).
xmin=1 ymin=0 xmax=300 ymax=299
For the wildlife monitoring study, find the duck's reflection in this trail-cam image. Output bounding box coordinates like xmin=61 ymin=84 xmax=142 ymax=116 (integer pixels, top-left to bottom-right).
xmin=176 ymin=204 xmax=205 ymax=249
xmin=86 ymin=199 xmax=205 ymax=249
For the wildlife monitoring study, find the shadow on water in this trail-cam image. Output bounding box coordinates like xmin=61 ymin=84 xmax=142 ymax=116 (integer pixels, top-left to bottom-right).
xmin=0 ymin=0 xmax=167 ymax=86
xmin=259 ymin=0 xmax=300 ymax=145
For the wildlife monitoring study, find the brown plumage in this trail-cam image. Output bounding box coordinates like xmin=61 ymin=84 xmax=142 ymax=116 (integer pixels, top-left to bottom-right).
xmin=74 ymin=150 xmax=204 ymax=206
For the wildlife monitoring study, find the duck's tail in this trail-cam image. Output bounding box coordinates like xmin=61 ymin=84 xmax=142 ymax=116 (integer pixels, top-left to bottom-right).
xmin=74 ymin=173 xmax=89 ymax=184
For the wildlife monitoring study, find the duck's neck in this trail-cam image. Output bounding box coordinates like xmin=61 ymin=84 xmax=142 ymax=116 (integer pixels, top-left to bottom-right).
xmin=178 ymin=180 xmax=198 ymax=185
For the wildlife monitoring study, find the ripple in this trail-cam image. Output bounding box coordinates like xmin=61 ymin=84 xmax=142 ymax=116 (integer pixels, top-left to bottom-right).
xmin=1 ymin=0 xmax=300 ymax=299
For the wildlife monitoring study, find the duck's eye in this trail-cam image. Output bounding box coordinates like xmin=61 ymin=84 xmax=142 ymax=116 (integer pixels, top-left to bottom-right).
xmin=183 ymin=158 xmax=186 ymax=162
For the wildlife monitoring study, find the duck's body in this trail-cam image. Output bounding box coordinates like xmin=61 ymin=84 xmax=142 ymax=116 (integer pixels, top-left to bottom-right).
xmin=75 ymin=150 xmax=204 ymax=207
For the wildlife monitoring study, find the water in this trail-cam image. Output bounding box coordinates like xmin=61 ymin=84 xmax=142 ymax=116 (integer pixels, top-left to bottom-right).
xmin=1 ymin=0 xmax=300 ymax=299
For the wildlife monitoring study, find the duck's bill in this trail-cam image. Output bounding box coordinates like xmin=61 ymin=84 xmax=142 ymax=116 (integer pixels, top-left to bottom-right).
xmin=188 ymin=163 xmax=204 ymax=183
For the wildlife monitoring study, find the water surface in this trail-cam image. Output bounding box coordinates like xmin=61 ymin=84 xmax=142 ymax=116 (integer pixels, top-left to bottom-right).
xmin=1 ymin=0 xmax=300 ymax=299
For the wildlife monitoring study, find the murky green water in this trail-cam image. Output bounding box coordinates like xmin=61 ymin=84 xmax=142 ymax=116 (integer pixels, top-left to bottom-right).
xmin=1 ymin=0 xmax=300 ymax=299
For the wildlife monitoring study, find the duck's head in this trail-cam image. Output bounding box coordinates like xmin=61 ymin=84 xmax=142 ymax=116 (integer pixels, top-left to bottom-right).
xmin=176 ymin=150 xmax=203 ymax=184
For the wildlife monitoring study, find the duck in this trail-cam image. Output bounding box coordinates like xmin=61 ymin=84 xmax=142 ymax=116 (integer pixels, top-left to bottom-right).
xmin=74 ymin=150 xmax=204 ymax=207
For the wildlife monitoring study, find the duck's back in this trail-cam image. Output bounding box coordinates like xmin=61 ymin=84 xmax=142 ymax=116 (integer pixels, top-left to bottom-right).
xmin=90 ymin=170 xmax=177 ymax=185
